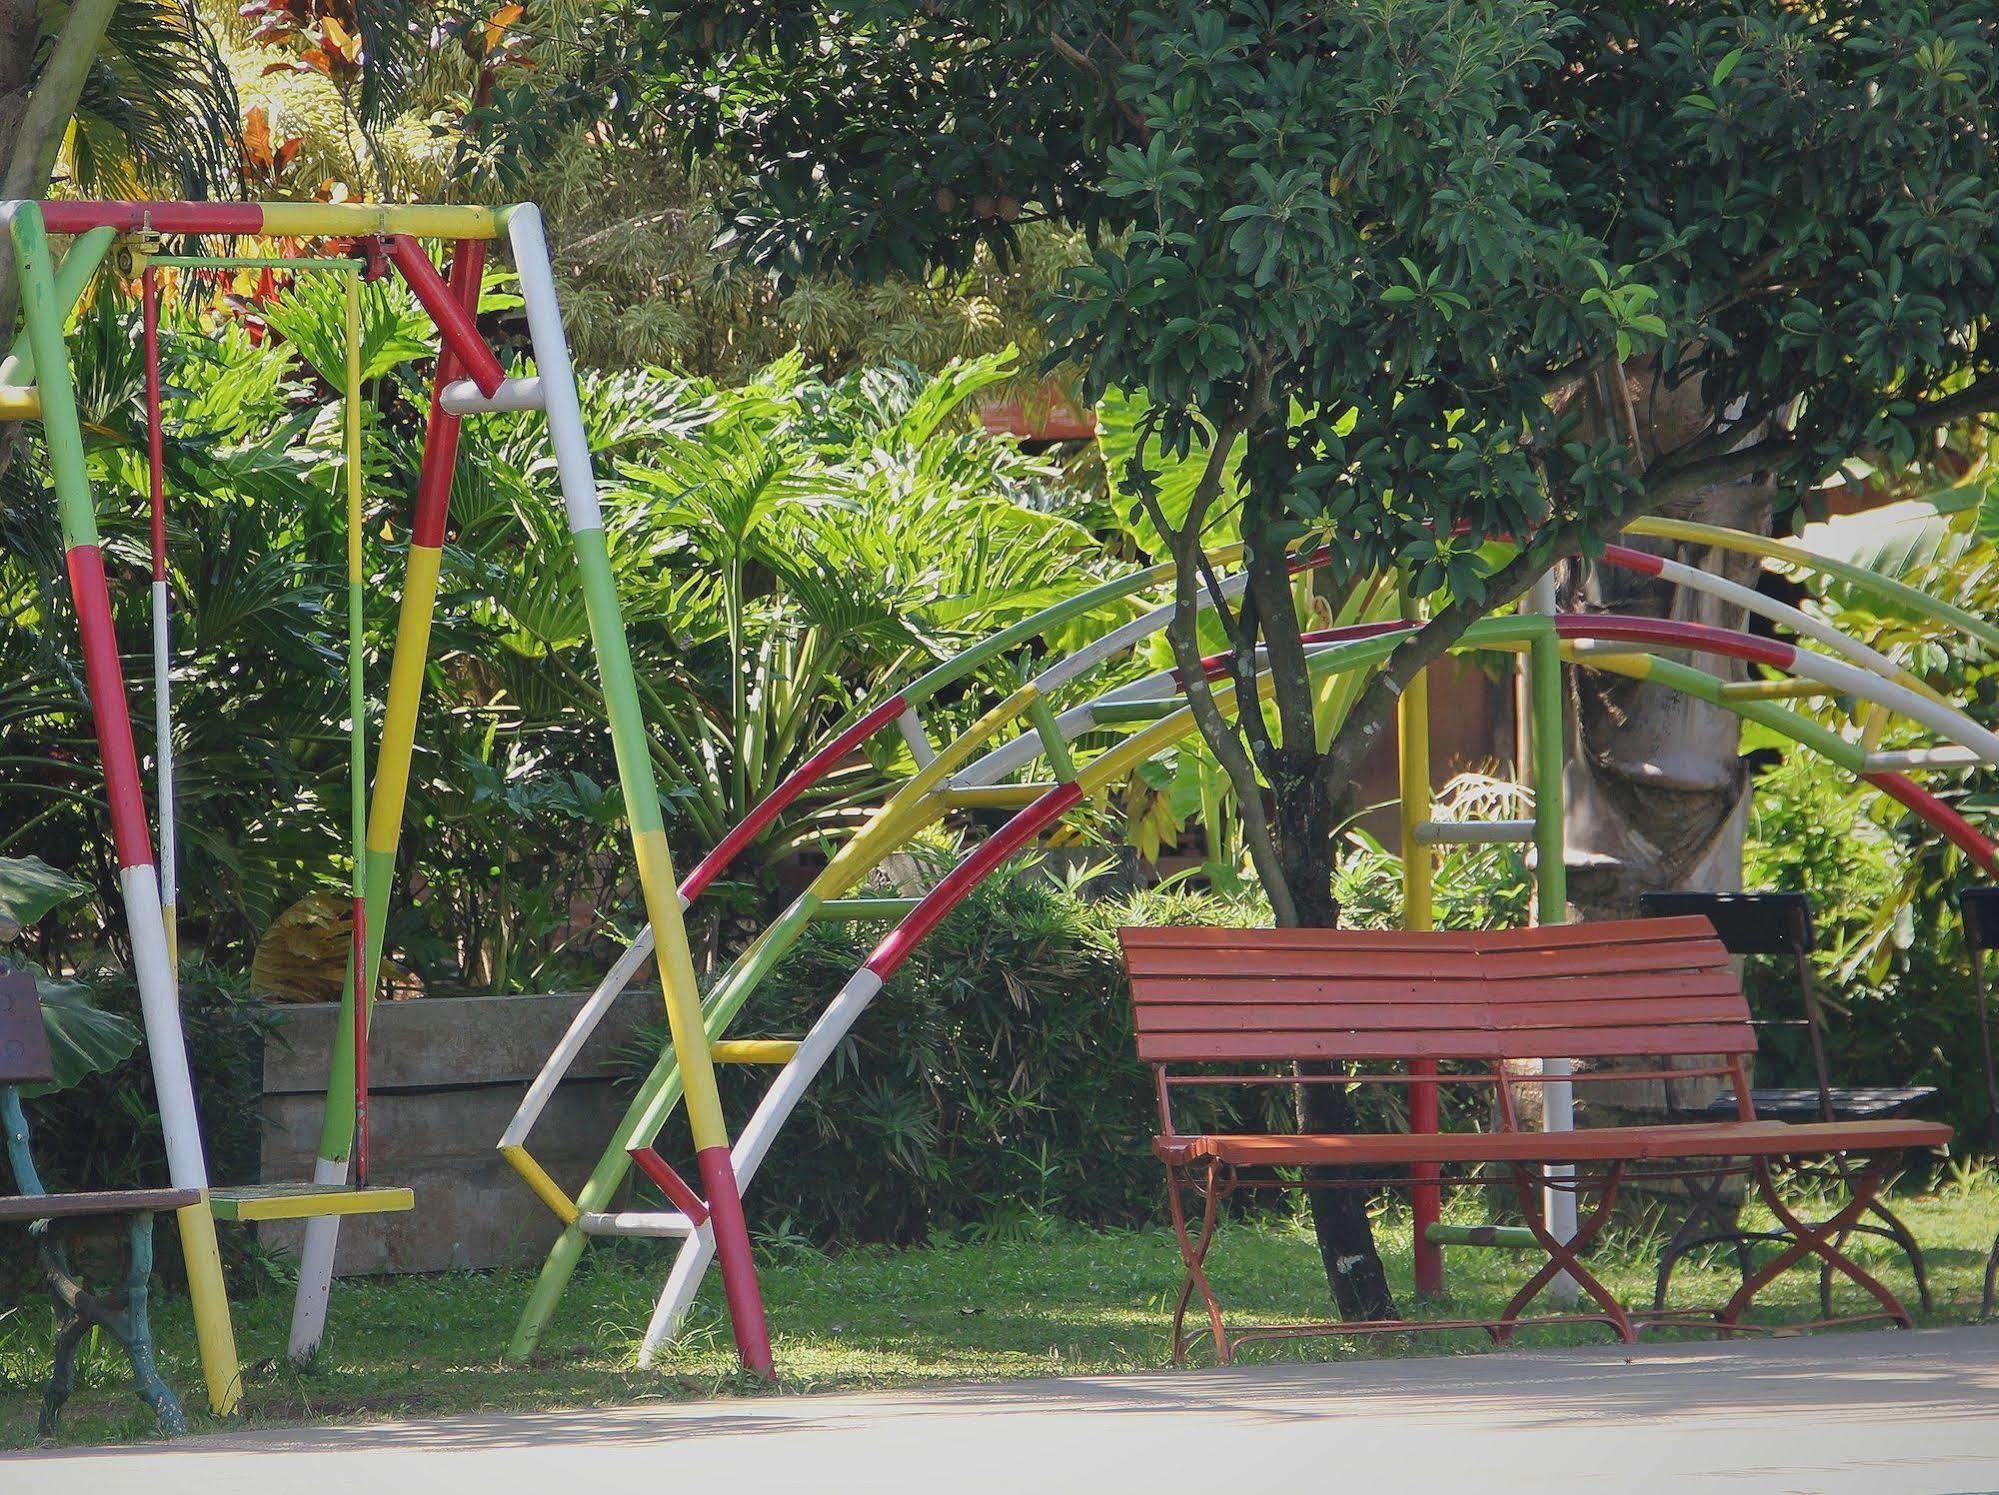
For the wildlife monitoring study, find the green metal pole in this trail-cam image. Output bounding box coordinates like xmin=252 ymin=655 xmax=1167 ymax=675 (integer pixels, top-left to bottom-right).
xmin=0 ymin=225 xmax=116 ymax=385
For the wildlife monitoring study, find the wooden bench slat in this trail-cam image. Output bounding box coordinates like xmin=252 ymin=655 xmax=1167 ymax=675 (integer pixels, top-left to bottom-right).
xmin=1120 ymin=916 xmax=1718 ymax=952
xmin=1137 ymin=1022 xmax=1758 ymax=1063
xmin=1162 ymin=1118 xmax=1952 ymax=1168
xmin=1134 ymin=993 xmax=1754 ymax=1034
xmin=1478 ymin=943 xmax=1729 ymax=978
xmin=1124 ymin=940 xmax=1728 ymax=981
xmin=0 ymin=1188 xmax=200 ymax=1223
xmin=1125 ymin=949 xmax=1493 ymax=978
xmin=1129 ymin=969 xmax=1743 ymax=1007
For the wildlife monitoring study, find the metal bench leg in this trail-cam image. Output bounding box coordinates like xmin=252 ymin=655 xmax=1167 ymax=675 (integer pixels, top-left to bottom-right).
xmin=1496 ymin=1163 xmax=1634 ymax=1346
xmin=1653 ymin=1168 xmax=1759 ymax=1311
xmin=1164 ymin=1158 xmax=1230 ymax=1366
xmin=1863 ymin=1196 xmax=1933 ymax=1315
xmin=1721 ymin=1156 xmax=1909 ymax=1333
xmin=34 ymin=1215 xmax=185 ymax=1440
xmin=118 ymin=1213 xmax=186 ymax=1436
xmin=1817 ymin=1212 xmax=1933 ymax=1320
xmin=37 ymin=1294 xmax=86 ymax=1441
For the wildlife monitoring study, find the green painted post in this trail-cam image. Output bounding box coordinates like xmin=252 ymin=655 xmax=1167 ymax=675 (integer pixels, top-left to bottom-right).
xmin=1026 ymin=694 xmax=1077 ymax=782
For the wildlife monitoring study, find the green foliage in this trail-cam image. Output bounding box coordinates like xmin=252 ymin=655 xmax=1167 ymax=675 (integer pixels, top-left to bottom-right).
xmin=576 ymin=2 xmax=1999 ymax=605
xmin=1332 ymin=774 xmax=1537 ymax=935
xmin=66 ymin=1 xmax=241 ymax=199
xmin=20 ymin=965 xmax=278 ymax=1196
xmin=1744 ymin=754 xmax=1989 ymax=1140
xmin=0 ymin=856 xmax=143 ymax=1096
xmin=0 ymin=856 xmax=90 ymax=935
xmin=0 ymin=274 xmax=1117 ymax=997
xmin=632 ymin=858 xmax=1281 ymax=1244
xmin=1731 ymin=477 xmax=1999 ymax=1139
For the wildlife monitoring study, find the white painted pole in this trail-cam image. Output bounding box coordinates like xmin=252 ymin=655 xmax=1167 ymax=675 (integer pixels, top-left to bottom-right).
xmin=286 ymin=1155 xmax=350 ymax=1360
xmin=152 ymin=580 xmax=177 ymax=964
xmin=1527 ymin=570 xmax=1578 ymax=1307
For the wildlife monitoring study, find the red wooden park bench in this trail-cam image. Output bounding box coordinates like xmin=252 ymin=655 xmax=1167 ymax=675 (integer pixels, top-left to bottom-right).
xmin=1119 ymin=917 xmax=1953 ymax=1364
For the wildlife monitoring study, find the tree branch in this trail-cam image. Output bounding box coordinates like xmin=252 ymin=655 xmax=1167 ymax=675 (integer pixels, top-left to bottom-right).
xmin=1909 ymin=373 xmax=1999 ymax=432
xmin=1047 ymin=28 xmax=1153 ymax=143
xmin=1135 ymin=419 xmax=1297 ymax=924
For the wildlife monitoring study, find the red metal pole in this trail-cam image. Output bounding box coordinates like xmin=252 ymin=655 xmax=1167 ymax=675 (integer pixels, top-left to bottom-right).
xmin=1411 ymin=1061 xmax=1443 ymax=1293
xmin=41 ymin=201 xmax=266 ymax=237
xmin=627 ymin=1146 xmax=711 ymax=1225
xmin=386 ymin=235 xmax=505 ymax=397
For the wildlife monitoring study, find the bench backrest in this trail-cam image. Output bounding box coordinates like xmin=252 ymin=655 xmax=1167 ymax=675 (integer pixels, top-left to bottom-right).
xmin=1120 ymin=916 xmax=1751 ymax=1067
xmin=0 ymin=969 xmax=52 ymax=1088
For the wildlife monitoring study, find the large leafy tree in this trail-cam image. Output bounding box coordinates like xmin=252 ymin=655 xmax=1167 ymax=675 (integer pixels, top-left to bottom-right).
xmin=530 ymin=0 xmax=1999 ymax=1319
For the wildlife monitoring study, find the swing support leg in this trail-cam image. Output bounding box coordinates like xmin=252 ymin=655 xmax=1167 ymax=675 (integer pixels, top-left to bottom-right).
xmin=287 ymin=238 xmax=488 ymax=1365
xmin=10 ymin=200 xmax=242 ymax=1415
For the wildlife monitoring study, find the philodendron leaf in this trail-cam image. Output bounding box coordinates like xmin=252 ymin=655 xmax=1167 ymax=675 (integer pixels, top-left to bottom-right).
xmin=1978 ymin=484 xmax=1999 ymax=548
xmin=0 ymin=856 xmax=90 ymax=939
xmin=16 ymin=974 xmax=142 ymax=1097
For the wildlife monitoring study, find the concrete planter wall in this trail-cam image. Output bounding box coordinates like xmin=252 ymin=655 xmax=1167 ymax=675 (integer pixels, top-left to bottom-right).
xmin=258 ymin=987 xmax=659 ymax=1275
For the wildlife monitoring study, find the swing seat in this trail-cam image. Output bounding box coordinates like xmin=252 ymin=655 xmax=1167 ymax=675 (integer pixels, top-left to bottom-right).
xmin=208 ymin=1182 xmax=414 ymax=1222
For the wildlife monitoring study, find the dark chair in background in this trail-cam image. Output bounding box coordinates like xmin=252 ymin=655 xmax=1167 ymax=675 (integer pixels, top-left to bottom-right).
xmin=1640 ymin=892 xmax=1935 ymax=1315
xmin=1957 ymin=887 xmax=1999 ymax=1319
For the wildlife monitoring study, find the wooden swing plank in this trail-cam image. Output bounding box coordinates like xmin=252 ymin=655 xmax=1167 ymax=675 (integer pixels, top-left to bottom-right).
xmin=208 ymin=1183 xmax=414 ymax=1222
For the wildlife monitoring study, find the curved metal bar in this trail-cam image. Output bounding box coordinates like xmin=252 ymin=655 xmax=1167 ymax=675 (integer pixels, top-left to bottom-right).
xmin=1599 ymin=543 xmax=1954 ymax=709
xmin=1624 ymin=515 xmax=1999 ymax=653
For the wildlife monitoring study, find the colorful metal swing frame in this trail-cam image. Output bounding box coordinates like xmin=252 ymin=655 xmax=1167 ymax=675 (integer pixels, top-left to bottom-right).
xmin=3 ymin=197 xmax=775 ymax=1413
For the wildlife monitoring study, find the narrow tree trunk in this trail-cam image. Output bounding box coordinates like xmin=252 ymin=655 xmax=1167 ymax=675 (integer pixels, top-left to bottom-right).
xmin=0 ymin=0 xmax=121 ymax=481
xmin=1271 ymin=751 xmax=1398 ymax=1321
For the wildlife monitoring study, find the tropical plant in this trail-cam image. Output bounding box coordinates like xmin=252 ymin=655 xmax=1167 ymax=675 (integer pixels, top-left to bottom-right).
xmin=1 ymin=264 xmax=1121 ymax=997
xmin=0 ymin=855 xmax=140 ymax=1096
xmin=606 ymin=351 xmax=1112 ymax=869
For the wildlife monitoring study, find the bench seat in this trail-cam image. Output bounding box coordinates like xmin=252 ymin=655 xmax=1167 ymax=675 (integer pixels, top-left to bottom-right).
xmin=1160 ymin=1118 xmax=1952 ymax=1168
xmin=0 ymin=1187 xmax=201 ymax=1224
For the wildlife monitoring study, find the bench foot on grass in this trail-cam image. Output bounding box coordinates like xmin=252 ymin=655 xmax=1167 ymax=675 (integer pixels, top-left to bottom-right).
xmin=1492 ymin=1162 xmax=1634 ymax=1347
xmin=1165 ymin=1158 xmax=1231 ymax=1365
xmin=1716 ymin=1154 xmax=1912 ymax=1335
xmin=36 ymin=1211 xmax=187 ymax=1440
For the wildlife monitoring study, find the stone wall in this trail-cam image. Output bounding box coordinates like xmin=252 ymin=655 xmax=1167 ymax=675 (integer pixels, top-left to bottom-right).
xmin=257 ymin=987 xmax=659 ymax=1275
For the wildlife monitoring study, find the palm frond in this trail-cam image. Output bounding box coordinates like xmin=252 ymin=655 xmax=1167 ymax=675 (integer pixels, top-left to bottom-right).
xmin=71 ymin=1 xmax=241 ymax=200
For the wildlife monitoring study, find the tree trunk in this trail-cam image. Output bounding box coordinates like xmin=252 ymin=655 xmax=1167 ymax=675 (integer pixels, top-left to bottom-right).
xmin=1271 ymin=751 xmax=1398 ymax=1321
xmin=1557 ymin=367 xmax=1776 ymax=1125
xmin=0 ymin=0 xmax=121 ymax=327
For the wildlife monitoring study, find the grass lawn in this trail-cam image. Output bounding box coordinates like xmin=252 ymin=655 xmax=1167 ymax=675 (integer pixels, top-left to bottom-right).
xmin=5 ymin=1174 xmax=1997 ymax=1449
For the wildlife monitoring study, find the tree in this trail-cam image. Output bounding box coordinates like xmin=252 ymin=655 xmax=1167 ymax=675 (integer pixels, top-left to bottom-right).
xmin=498 ymin=0 xmax=1999 ymax=1318
xmin=0 ymin=1 xmax=238 ymax=320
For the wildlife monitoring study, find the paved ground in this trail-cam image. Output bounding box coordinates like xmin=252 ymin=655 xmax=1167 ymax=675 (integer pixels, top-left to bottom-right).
xmin=11 ymin=1326 xmax=1999 ymax=1494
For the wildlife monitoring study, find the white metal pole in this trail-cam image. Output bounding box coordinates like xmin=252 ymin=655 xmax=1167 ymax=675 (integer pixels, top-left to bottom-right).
xmin=1527 ymin=569 xmax=1579 ymax=1306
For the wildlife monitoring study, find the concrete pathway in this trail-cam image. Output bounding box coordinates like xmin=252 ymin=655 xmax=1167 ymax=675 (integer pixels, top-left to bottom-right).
xmin=11 ymin=1327 xmax=1999 ymax=1494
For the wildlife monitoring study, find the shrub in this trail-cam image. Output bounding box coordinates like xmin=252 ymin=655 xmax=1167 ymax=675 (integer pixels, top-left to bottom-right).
xmin=1744 ymin=753 xmax=1991 ymax=1142
xmin=629 ymin=858 xmax=1282 ymax=1246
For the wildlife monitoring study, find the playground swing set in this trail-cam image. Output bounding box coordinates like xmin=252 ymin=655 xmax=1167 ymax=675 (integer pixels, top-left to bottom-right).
xmin=2 ymin=195 xmax=772 ymax=1416
xmin=6 ymin=194 xmax=1998 ymax=1424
